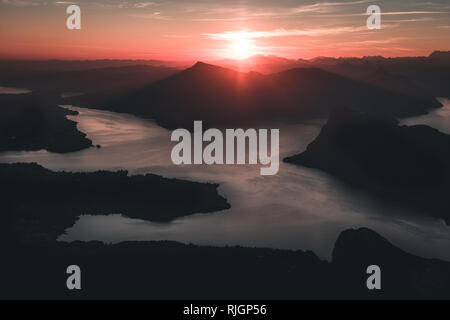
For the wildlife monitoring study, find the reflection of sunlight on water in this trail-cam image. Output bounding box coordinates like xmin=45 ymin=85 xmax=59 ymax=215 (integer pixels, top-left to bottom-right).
xmin=1 ymin=104 xmax=450 ymax=261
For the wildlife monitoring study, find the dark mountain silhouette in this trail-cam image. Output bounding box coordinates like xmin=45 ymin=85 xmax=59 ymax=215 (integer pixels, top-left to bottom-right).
xmin=108 ymin=62 xmax=439 ymax=130
xmin=284 ymin=107 xmax=450 ymax=224
xmin=304 ymin=51 xmax=450 ymax=98
xmin=1 ymin=54 xmax=449 ymax=300
xmin=214 ymin=54 xmax=302 ymax=74
xmin=333 ymin=228 xmax=450 ymax=298
xmin=0 ymin=162 xmax=448 ymax=298
xmin=0 ymin=92 xmax=92 ymax=153
xmin=216 ymin=51 xmax=450 ymax=98
xmin=0 ymin=59 xmax=188 ymax=74
xmin=111 ymin=62 xmax=280 ymax=129
xmin=362 ymin=67 xmax=437 ymax=106
xmin=3 ymin=65 xmax=178 ymax=92
xmin=2 ymin=224 xmax=449 ymax=299
xmin=429 ymin=50 xmax=450 ymax=62
xmin=0 ymin=162 xmax=230 ymax=242
xmin=0 ymin=65 xmax=179 ymax=108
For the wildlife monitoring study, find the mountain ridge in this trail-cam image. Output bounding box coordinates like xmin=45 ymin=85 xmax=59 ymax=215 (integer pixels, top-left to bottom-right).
xmin=105 ymin=61 xmax=441 ymax=129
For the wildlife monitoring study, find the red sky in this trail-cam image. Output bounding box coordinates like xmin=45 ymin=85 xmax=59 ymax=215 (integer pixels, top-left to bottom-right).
xmin=1 ymin=0 xmax=449 ymax=60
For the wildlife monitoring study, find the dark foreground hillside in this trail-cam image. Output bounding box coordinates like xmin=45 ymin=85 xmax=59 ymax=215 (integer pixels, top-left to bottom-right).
xmin=0 ymin=92 xmax=92 ymax=153
xmin=1 ymin=228 xmax=449 ymax=299
xmin=0 ymin=163 xmax=449 ymax=299
xmin=0 ymin=163 xmax=230 ymax=242
xmin=285 ymin=107 xmax=450 ymax=224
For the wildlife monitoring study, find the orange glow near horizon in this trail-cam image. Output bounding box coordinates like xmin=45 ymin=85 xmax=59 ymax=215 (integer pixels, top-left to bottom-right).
xmin=0 ymin=1 xmax=449 ymax=61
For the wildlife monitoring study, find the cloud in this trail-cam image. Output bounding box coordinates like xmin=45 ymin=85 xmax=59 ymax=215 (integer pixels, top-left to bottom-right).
xmin=92 ymin=0 xmax=157 ymax=9
xmin=54 ymin=1 xmax=76 ymax=5
xmin=178 ymin=0 xmax=374 ymax=21
xmin=381 ymin=11 xmax=448 ymax=15
xmin=291 ymin=0 xmax=373 ymax=14
xmin=204 ymin=26 xmax=374 ymax=40
xmin=134 ymin=2 xmax=155 ymax=8
xmin=394 ymin=17 xmax=439 ymax=22
xmin=128 ymin=11 xmax=171 ymax=20
xmin=2 ymin=0 xmax=156 ymax=7
xmin=2 ymin=0 xmax=46 ymax=6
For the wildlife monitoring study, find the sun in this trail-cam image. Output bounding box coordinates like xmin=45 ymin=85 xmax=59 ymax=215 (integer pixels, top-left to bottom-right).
xmin=229 ymin=39 xmax=255 ymax=60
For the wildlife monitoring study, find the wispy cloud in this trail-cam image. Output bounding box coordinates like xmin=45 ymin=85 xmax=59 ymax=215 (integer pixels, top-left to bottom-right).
xmin=128 ymin=11 xmax=171 ymax=20
xmin=319 ymin=10 xmax=449 ymax=18
xmin=2 ymin=0 xmax=46 ymax=6
xmin=54 ymin=1 xmax=76 ymax=5
xmin=2 ymin=0 xmax=157 ymax=7
xmin=191 ymin=17 xmax=248 ymax=22
xmin=183 ymin=0 xmax=373 ymax=21
xmin=394 ymin=17 xmax=439 ymax=22
xmin=204 ymin=26 xmax=376 ymax=40
xmin=128 ymin=12 xmax=172 ymax=20
xmin=291 ymin=0 xmax=373 ymax=14
xmin=91 ymin=0 xmax=158 ymax=9
xmin=133 ymin=2 xmax=156 ymax=8
xmin=381 ymin=11 xmax=448 ymax=15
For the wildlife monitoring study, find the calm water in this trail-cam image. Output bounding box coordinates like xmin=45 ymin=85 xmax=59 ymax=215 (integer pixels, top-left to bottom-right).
xmin=401 ymin=98 xmax=450 ymax=134
xmin=1 ymin=99 xmax=450 ymax=261
xmin=0 ymin=86 xmax=31 ymax=94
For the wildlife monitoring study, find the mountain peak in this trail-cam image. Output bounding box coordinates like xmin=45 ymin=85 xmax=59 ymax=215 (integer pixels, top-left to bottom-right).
xmin=191 ymin=61 xmax=221 ymax=70
xmin=187 ymin=61 xmax=240 ymax=76
xmin=193 ymin=61 xmax=209 ymax=67
xmin=429 ymin=51 xmax=450 ymax=61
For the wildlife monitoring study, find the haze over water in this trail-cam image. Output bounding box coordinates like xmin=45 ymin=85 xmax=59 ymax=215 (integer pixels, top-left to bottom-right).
xmin=1 ymin=100 xmax=450 ymax=261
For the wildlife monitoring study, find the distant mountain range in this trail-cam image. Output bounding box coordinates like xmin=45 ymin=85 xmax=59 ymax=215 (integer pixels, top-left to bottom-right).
xmin=0 ymin=65 xmax=179 ymax=100
xmin=1 ymin=51 xmax=448 ymax=129
xmin=216 ymin=51 xmax=450 ymax=98
xmin=106 ymin=61 xmax=441 ymax=129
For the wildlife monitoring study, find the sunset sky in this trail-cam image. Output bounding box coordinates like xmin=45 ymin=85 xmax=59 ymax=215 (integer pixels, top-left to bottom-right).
xmin=1 ymin=0 xmax=449 ymax=60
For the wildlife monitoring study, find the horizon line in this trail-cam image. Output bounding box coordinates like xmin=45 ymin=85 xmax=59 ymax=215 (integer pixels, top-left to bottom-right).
xmin=0 ymin=50 xmax=449 ymax=63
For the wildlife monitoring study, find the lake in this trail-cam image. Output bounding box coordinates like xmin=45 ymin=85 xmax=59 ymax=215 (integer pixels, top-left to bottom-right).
xmin=0 ymin=86 xmax=31 ymax=94
xmin=1 ymin=98 xmax=450 ymax=261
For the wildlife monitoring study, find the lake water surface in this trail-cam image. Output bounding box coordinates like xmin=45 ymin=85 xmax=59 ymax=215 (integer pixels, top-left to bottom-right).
xmin=0 ymin=86 xmax=31 ymax=94
xmin=1 ymin=99 xmax=450 ymax=261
